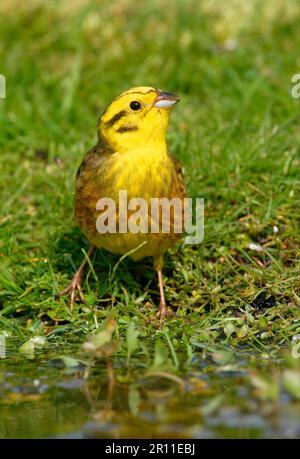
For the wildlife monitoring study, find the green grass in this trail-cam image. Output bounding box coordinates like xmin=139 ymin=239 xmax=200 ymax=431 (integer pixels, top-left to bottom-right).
xmin=0 ymin=0 xmax=299 ymax=360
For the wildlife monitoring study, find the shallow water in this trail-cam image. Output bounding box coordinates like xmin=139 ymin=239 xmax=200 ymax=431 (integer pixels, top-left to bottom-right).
xmin=0 ymin=343 xmax=299 ymax=439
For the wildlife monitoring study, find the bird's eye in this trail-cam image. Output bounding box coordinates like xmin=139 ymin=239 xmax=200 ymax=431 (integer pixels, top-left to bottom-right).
xmin=130 ymin=101 xmax=141 ymax=111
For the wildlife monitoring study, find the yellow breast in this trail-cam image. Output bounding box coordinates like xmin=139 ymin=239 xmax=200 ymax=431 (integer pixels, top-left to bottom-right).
xmin=76 ymin=144 xmax=183 ymax=261
xmin=101 ymin=145 xmax=173 ymax=200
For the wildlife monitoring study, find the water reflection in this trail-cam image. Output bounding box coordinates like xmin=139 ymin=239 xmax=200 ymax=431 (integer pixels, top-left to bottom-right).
xmin=0 ymin=346 xmax=299 ymax=439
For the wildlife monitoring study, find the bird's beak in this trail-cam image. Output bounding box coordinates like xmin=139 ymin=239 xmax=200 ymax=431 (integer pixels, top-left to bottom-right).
xmin=154 ymin=90 xmax=180 ymax=108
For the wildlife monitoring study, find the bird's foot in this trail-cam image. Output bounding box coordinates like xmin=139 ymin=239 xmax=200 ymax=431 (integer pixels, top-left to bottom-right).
xmin=57 ymin=271 xmax=85 ymax=314
xmin=146 ymin=304 xmax=172 ymax=329
xmin=157 ymin=302 xmax=166 ymax=330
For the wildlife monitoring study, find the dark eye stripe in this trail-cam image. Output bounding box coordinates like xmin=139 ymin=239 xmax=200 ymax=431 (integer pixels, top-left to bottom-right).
xmin=105 ymin=110 xmax=127 ymax=127
xmin=116 ymin=125 xmax=138 ymax=133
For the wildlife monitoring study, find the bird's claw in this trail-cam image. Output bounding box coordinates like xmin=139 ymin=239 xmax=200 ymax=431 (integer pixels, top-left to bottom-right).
xmin=56 ymin=272 xmax=86 ymax=314
xmin=146 ymin=304 xmax=172 ymax=329
xmin=156 ymin=303 xmax=167 ymax=330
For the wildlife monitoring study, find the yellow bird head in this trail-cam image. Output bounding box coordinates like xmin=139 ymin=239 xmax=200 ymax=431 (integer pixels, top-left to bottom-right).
xmin=98 ymin=86 xmax=179 ymax=152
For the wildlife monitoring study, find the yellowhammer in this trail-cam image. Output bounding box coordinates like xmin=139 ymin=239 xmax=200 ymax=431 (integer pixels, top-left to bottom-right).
xmin=60 ymin=86 xmax=186 ymax=327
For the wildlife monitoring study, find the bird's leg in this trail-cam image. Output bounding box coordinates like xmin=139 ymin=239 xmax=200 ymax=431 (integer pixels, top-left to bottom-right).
xmin=57 ymin=245 xmax=95 ymax=313
xmin=152 ymin=255 xmax=171 ymax=328
xmin=156 ymin=268 xmax=167 ymax=329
